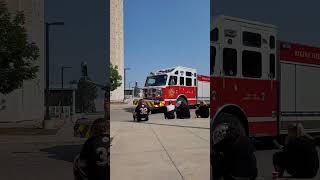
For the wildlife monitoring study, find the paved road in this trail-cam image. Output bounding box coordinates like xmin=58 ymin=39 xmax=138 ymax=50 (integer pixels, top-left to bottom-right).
xmin=111 ymin=104 xmax=320 ymax=180
xmin=111 ymin=104 xmax=210 ymax=180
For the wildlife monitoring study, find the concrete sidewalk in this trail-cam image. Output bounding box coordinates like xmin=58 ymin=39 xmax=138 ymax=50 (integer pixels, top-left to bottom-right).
xmin=111 ymin=104 xmax=210 ymax=180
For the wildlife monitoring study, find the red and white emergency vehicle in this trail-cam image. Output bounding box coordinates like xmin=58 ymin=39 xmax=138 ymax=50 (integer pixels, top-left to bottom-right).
xmin=136 ymin=66 xmax=210 ymax=109
xmin=211 ymin=15 xmax=320 ymax=137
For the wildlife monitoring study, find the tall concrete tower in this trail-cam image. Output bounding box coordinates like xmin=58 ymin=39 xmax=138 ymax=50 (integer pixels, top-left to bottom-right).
xmin=0 ymin=0 xmax=44 ymax=126
xmin=110 ymin=0 xmax=124 ymax=102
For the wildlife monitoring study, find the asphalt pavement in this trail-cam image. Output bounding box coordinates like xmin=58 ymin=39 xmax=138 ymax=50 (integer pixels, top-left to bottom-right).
xmin=111 ymin=103 xmax=210 ymax=180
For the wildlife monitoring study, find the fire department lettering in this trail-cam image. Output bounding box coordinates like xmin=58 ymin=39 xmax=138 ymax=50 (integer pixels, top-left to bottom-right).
xmin=168 ymin=88 xmax=175 ymax=98
xmin=294 ymin=50 xmax=320 ymax=60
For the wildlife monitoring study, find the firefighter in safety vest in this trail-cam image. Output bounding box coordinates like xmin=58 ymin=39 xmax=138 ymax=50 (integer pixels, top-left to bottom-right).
xmin=133 ymin=99 xmax=150 ymax=121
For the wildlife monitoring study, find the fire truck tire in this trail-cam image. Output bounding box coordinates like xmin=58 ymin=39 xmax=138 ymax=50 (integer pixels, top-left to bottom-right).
xmin=177 ymin=97 xmax=187 ymax=105
xmin=212 ymin=112 xmax=246 ymax=137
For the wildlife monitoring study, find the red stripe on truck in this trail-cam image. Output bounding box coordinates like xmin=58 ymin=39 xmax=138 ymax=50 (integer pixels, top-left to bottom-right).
xmin=197 ymin=75 xmax=210 ymax=82
xmin=280 ymin=41 xmax=320 ymax=66
xmin=249 ymin=121 xmax=278 ymax=136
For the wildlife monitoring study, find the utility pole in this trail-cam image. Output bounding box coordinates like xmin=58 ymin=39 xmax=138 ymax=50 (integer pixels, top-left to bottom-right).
xmin=61 ymin=66 xmax=72 ymax=89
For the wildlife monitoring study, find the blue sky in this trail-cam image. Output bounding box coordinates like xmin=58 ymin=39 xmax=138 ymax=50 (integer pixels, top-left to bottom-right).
xmin=124 ymin=0 xmax=210 ymax=88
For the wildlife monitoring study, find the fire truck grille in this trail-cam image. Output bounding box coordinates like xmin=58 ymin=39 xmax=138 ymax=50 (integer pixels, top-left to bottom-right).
xmin=144 ymin=88 xmax=161 ymax=98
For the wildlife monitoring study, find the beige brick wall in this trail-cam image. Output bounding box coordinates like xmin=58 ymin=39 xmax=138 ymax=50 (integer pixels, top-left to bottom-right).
xmin=0 ymin=0 xmax=44 ymax=124
xmin=110 ymin=0 xmax=124 ymax=102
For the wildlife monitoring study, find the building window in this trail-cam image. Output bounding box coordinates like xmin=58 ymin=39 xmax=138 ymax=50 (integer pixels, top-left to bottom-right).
xmin=242 ymin=50 xmax=262 ymax=78
xmin=270 ymin=54 xmax=275 ymax=79
xmin=211 ymin=28 xmax=219 ymax=42
xmin=243 ymin=31 xmax=261 ymax=48
xmin=180 ymin=77 xmax=185 ymax=86
xmin=186 ymin=78 xmax=192 ymax=86
xmin=223 ymin=48 xmax=237 ymax=76
xmin=211 ymin=46 xmax=216 ymax=75
xmin=169 ymin=76 xmax=177 ymax=85
xmin=270 ymin=36 xmax=275 ymax=49
xmin=186 ymin=72 xmax=192 ymax=77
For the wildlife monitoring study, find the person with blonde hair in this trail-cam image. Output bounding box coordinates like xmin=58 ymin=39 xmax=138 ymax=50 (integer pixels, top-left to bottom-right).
xmin=273 ymin=123 xmax=319 ymax=178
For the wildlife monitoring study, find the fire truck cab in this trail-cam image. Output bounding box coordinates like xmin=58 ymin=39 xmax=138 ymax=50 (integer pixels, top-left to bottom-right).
xmin=211 ymin=15 xmax=320 ymax=138
xmin=211 ymin=15 xmax=278 ymax=137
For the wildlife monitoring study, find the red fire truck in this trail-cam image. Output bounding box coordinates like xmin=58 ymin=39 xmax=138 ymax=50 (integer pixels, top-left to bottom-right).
xmin=211 ymin=15 xmax=320 ymax=138
xmin=135 ymin=66 xmax=210 ymax=109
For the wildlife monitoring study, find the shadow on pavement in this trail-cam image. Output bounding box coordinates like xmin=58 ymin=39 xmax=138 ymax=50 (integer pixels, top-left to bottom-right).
xmin=254 ymin=140 xmax=277 ymax=151
xmin=123 ymin=107 xmax=134 ymax=113
xmin=40 ymin=144 xmax=82 ymax=162
xmin=120 ymin=120 xmax=210 ymax=130
xmin=0 ymin=128 xmax=59 ymax=136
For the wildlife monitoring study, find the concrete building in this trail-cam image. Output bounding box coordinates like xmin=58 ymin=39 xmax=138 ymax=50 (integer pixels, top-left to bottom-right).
xmin=0 ymin=0 xmax=44 ymax=127
xmin=110 ymin=0 xmax=124 ymax=102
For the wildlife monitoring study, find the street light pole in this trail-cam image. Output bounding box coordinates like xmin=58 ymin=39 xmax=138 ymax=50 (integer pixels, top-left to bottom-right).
xmin=60 ymin=66 xmax=71 ymax=115
xmin=44 ymin=22 xmax=64 ymax=120
xmin=61 ymin=66 xmax=72 ymax=89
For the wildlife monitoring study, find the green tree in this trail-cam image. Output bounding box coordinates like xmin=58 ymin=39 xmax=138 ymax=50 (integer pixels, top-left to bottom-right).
xmin=0 ymin=2 xmax=39 ymax=94
xmin=110 ymin=64 xmax=122 ymax=91
xmin=76 ymin=77 xmax=98 ymax=113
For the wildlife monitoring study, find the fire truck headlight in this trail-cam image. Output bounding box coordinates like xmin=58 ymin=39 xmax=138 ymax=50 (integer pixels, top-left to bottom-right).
xmin=154 ymin=89 xmax=162 ymax=97
xmin=158 ymin=89 xmax=163 ymax=97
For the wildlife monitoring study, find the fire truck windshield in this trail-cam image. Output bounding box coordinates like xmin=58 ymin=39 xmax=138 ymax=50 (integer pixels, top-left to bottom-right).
xmin=145 ymin=75 xmax=168 ymax=87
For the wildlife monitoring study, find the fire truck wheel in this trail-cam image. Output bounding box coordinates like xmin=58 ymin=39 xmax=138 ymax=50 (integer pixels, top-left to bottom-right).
xmin=177 ymin=97 xmax=187 ymax=105
xmin=212 ymin=112 xmax=246 ymax=137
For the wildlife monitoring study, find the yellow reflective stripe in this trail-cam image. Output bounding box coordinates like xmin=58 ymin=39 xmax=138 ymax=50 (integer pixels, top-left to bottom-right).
xmin=147 ymin=101 xmax=154 ymax=107
xmin=133 ymin=100 xmax=138 ymax=105
xmin=85 ymin=129 xmax=91 ymax=138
